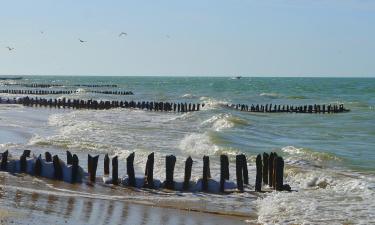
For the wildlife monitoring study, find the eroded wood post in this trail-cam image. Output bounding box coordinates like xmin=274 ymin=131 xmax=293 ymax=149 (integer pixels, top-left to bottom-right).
xmin=67 ymin=151 xmax=73 ymax=165
xmin=220 ymin=154 xmax=229 ymax=192
xmin=34 ymin=155 xmax=42 ymax=176
xmin=45 ymin=152 xmax=52 ymax=162
xmin=236 ymin=155 xmax=244 ymax=192
xmin=71 ymin=154 xmax=79 ymax=183
xmin=183 ymin=156 xmax=193 ymax=191
xmin=1 ymin=150 xmax=8 ymax=171
xmin=104 ymin=154 xmax=110 ymax=176
xmin=202 ymin=155 xmax=210 ymax=192
xmin=241 ymin=154 xmax=249 ymax=185
xmin=144 ymin=152 xmax=154 ymax=189
xmin=255 ymin=154 xmax=262 ymax=192
xmin=165 ymin=155 xmax=176 ymax=190
xmin=88 ymin=154 xmax=99 ymax=183
xmin=275 ymin=156 xmax=284 ymax=191
xmin=112 ymin=156 xmax=118 ymax=185
xmin=53 ymin=155 xmax=63 ymax=180
xmin=127 ymin=152 xmax=136 ymax=187
xmin=268 ymin=152 xmax=274 ymax=187
xmin=262 ymin=153 xmax=269 ymax=185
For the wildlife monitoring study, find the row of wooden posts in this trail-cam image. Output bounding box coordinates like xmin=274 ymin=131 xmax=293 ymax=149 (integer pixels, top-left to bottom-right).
xmin=228 ymin=103 xmax=349 ymax=113
xmin=0 ymin=150 xmax=289 ymax=193
xmin=3 ymin=83 xmax=118 ymax=88
xmin=0 ymin=89 xmax=134 ymax=96
xmin=0 ymin=97 xmax=203 ymax=112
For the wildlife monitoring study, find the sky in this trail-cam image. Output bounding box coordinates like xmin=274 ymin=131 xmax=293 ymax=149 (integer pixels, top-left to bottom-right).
xmin=0 ymin=0 xmax=374 ymax=77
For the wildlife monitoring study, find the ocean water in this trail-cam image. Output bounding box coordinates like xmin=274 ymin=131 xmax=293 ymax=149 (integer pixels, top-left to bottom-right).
xmin=0 ymin=76 xmax=374 ymax=224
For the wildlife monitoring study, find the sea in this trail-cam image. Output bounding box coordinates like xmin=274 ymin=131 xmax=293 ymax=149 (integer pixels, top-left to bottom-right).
xmin=0 ymin=76 xmax=374 ymax=224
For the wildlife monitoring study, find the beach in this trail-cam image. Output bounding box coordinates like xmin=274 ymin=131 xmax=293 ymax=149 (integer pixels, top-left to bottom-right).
xmin=0 ymin=76 xmax=374 ymax=224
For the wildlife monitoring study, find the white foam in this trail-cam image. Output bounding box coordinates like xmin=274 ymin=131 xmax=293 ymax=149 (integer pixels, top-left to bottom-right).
xmin=179 ymin=132 xmax=219 ymax=156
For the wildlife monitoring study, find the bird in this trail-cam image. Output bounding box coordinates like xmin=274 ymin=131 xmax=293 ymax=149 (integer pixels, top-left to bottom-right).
xmin=5 ymin=46 xmax=14 ymax=51
xmin=78 ymin=39 xmax=87 ymax=43
xmin=40 ymin=30 xmax=44 ymax=34
xmin=119 ymin=32 xmax=127 ymax=37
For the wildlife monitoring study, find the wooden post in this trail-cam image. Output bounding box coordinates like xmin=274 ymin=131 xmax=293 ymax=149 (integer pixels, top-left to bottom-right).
xmin=127 ymin=152 xmax=136 ymax=187
xmin=272 ymin=153 xmax=278 ymax=189
xmin=67 ymin=151 xmax=73 ymax=165
xmin=165 ymin=155 xmax=176 ymax=189
xmin=53 ymin=155 xmax=63 ymax=180
xmin=144 ymin=152 xmax=154 ymax=189
xmin=262 ymin=153 xmax=269 ymax=185
xmin=268 ymin=152 xmax=274 ymax=187
xmin=183 ymin=156 xmax=193 ymax=191
xmin=20 ymin=154 xmax=27 ymax=173
xmin=1 ymin=150 xmax=8 ymax=171
xmin=88 ymin=154 xmax=99 ymax=183
xmin=275 ymin=156 xmax=284 ymax=191
xmin=23 ymin=150 xmax=31 ymax=157
xmin=45 ymin=152 xmax=52 ymax=162
xmin=202 ymin=155 xmax=210 ymax=192
xmin=71 ymin=154 xmax=79 ymax=183
xmin=220 ymin=155 xmax=229 ymax=192
xmin=236 ymin=155 xmax=244 ymax=192
xmin=112 ymin=156 xmax=118 ymax=185
xmin=34 ymin=155 xmax=42 ymax=176
xmin=104 ymin=154 xmax=110 ymax=176
xmin=241 ymin=154 xmax=249 ymax=185
xmin=255 ymin=154 xmax=262 ymax=192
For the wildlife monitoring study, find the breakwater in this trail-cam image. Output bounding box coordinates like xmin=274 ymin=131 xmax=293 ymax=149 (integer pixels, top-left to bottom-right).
xmin=227 ymin=103 xmax=349 ymax=113
xmin=2 ymin=83 xmax=118 ymax=88
xmin=0 ymin=89 xmax=133 ymax=95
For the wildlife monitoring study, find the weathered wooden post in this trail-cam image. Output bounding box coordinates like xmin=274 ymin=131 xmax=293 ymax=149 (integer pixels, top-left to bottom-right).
xmin=272 ymin=153 xmax=278 ymax=189
xmin=262 ymin=153 xmax=269 ymax=185
xmin=144 ymin=152 xmax=154 ymax=189
xmin=1 ymin=150 xmax=8 ymax=171
xmin=53 ymin=155 xmax=63 ymax=180
xmin=165 ymin=155 xmax=176 ymax=189
xmin=88 ymin=154 xmax=99 ymax=183
xmin=220 ymin=154 xmax=229 ymax=192
xmin=202 ymin=155 xmax=211 ymax=192
xmin=275 ymin=156 xmax=284 ymax=191
xmin=255 ymin=154 xmax=262 ymax=192
xmin=20 ymin=154 xmax=27 ymax=173
xmin=104 ymin=154 xmax=110 ymax=176
xmin=127 ymin=152 xmax=136 ymax=187
xmin=45 ymin=152 xmax=52 ymax=162
xmin=23 ymin=150 xmax=31 ymax=157
xmin=112 ymin=156 xmax=118 ymax=185
xmin=241 ymin=154 xmax=249 ymax=185
xmin=67 ymin=151 xmax=73 ymax=165
xmin=268 ymin=152 xmax=275 ymax=187
xmin=72 ymin=154 xmax=79 ymax=183
xmin=34 ymin=155 xmax=42 ymax=176
xmin=183 ymin=156 xmax=193 ymax=191
xmin=236 ymin=155 xmax=244 ymax=192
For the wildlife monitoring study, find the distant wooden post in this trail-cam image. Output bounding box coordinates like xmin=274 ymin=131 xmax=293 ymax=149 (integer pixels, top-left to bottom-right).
xmin=112 ymin=156 xmax=118 ymax=185
xmin=165 ymin=155 xmax=176 ymax=189
xmin=104 ymin=154 xmax=110 ymax=176
xmin=255 ymin=154 xmax=262 ymax=192
xmin=127 ymin=152 xmax=136 ymax=187
xmin=183 ymin=156 xmax=193 ymax=191
xmin=34 ymin=155 xmax=42 ymax=176
xmin=275 ymin=156 xmax=284 ymax=191
xmin=220 ymin=155 xmax=229 ymax=192
xmin=236 ymin=155 xmax=244 ymax=192
xmin=262 ymin=153 xmax=269 ymax=185
xmin=53 ymin=155 xmax=63 ymax=180
xmin=45 ymin=152 xmax=52 ymax=162
xmin=202 ymin=155 xmax=210 ymax=192
xmin=71 ymin=154 xmax=79 ymax=183
xmin=88 ymin=154 xmax=99 ymax=183
xmin=67 ymin=151 xmax=73 ymax=165
xmin=144 ymin=152 xmax=154 ymax=189
xmin=1 ymin=150 xmax=8 ymax=171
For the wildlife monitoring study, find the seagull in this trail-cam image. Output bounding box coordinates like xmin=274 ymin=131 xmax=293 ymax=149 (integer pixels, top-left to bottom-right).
xmin=5 ymin=46 xmax=14 ymax=51
xmin=79 ymin=39 xmax=87 ymax=43
xmin=40 ymin=30 xmax=44 ymax=34
xmin=119 ymin=32 xmax=127 ymax=37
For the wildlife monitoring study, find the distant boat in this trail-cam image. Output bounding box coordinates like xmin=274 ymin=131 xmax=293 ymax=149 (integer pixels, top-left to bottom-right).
xmin=231 ymin=76 xmax=242 ymax=80
xmin=0 ymin=76 xmax=23 ymax=80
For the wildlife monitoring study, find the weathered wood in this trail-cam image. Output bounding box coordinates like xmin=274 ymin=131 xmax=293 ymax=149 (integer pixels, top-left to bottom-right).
xmin=272 ymin=153 xmax=278 ymax=189
xmin=45 ymin=152 xmax=52 ymax=162
xmin=1 ymin=150 xmax=8 ymax=170
xmin=268 ymin=152 xmax=274 ymax=187
xmin=52 ymin=155 xmax=63 ymax=180
xmin=220 ymin=155 xmax=229 ymax=192
xmin=262 ymin=153 xmax=269 ymax=185
xmin=202 ymin=155 xmax=210 ymax=192
xmin=275 ymin=156 xmax=284 ymax=191
xmin=144 ymin=152 xmax=154 ymax=189
xmin=66 ymin=151 xmax=73 ymax=165
xmin=23 ymin=150 xmax=31 ymax=158
xmin=88 ymin=154 xmax=99 ymax=183
xmin=71 ymin=154 xmax=79 ymax=183
xmin=236 ymin=155 xmax=244 ymax=192
xmin=255 ymin=154 xmax=262 ymax=192
xmin=183 ymin=156 xmax=193 ymax=191
xmin=20 ymin=154 xmax=27 ymax=173
xmin=127 ymin=152 xmax=136 ymax=187
xmin=112 ymin=156 xmax=118 ymax=185
xmin=241 ymin=154 xmax=249 ymax=185
xmin=34 ymin=155 xmax=42 ymax=176
xmin=165 ymin=155 xmax=176 ymax=189
xmin=104 ymin=154 xmax=110 ymax=176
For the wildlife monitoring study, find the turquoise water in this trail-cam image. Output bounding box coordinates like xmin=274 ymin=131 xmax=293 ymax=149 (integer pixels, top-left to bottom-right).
xmin=1 ymin=76 xmax=374 ymax=224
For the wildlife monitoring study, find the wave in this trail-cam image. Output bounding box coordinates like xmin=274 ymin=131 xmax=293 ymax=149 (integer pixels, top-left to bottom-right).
xmin=199 ymin=96 xmax=228 ymax=110
xmin=282 ymin=146 xmax=341 ymax=162
xmin=259 ymin=92 xmax=281 ymax=98
xmin=180 ymin=93 xmax=198 ymax=99
xmin=201 ymin=114 xmax=248 ymax=131
xmin=287 ymin=95 xmax=307 ymax=99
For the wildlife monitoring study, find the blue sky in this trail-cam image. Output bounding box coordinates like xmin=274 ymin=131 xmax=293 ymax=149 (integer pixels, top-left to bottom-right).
xmin=0 ymin=0 xmax=374 ymax=76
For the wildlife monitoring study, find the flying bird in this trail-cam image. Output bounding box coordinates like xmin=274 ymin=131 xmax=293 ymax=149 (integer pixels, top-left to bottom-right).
xmin=119 ymin=32 xmax=127 ymax=37
xmin=79 ymin=39 xmax=87 ymax=43
xmin=5 ymin=46 xmax=14 ymax=51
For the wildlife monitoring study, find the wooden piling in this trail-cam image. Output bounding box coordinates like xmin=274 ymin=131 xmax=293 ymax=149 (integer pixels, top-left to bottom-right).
xmin=268 ymin=153 xmax=274 ymax=187
xmin=23 ymin=150 xmax=31 ymax=158
xmin=127 ymin=152 xmax=136 ymax=187
xmin=275 ymin=156 xmax=284 ymax=191
xmin=241 ymin=154 xmax=249 ymax=185
xmin=255 ymin=154 xmax=262 ymax=192
xmin=236 ymin=155 xmax=244 ymax=192
xmin=20 ymin=154 xmax=27 ymax=173
xmin=1 ymin=150 xmax=8 ymax=170
xmin=202 ymin=155 xmax=210 ymax=192
xmin=34 ymin=155 xmax=42 ymax=176
xmin=88 ymin=154 xmax=99 ymax=183
xmin=183 ymin=156 xmax=193 ymax=191
xmin=112 ymin=156 xmax=118 ymax=185
xmin=52 ymin=155 xmax=63 ymax=180
xmin=66 ymin=151 xmax=73 ymax=165
xmin=220 ymin=154 xmax=229 ymax=192
xmin=104 ymin=154 xmax=110 ymax=176
xmin=262 ymin=153 xmax=269 ymax=185
xmin=144 ymin=152 xmax=154 ymax=189
xmin=72 ymin=154 xmax=79 ymax=183
xmin=45 ymin=152 xmax=52 ymax=162
xmin=165 ymin=155 xmax=176 ymax=190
